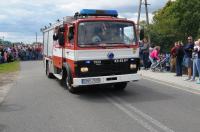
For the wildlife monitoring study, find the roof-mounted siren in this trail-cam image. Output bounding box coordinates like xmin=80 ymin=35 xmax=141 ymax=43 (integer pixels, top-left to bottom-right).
xmin=79 ymin=9 xmax=118 ymax=17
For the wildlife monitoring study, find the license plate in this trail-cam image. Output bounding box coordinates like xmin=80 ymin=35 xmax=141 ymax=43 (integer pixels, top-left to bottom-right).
xmin=82 ymin=78 xmax=101 ymax=85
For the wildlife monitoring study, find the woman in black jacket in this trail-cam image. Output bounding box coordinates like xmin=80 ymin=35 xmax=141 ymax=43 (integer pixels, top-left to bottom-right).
xmin=175 ymin=42 xmax=184 ymax=76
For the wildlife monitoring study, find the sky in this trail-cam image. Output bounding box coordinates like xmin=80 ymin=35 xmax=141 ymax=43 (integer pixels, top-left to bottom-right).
xmin=0 ymin=0 xmax=168 ymax=43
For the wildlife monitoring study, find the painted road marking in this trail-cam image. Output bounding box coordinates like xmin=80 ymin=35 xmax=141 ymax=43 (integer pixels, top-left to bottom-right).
xmin=104 ymin=93 xmax=175 ymax=132
xmin=109 ymin=94 xmax=175 ymax=132
xmin=105 ymin=95 xmax=159 ymax=132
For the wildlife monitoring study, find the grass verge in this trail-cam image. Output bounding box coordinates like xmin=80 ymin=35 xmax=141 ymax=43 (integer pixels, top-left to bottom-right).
xmin=0 ymin=61 xmax=20 ymax=74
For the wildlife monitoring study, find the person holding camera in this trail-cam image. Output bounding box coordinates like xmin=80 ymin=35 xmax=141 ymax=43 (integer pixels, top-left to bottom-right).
xmin=191 ymin=39 xmax=200 ymax=84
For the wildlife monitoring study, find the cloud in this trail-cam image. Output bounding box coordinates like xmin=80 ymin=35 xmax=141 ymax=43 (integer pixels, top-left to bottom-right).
xmin=0 ymin=32 xmax=9 ymax=39
xmin=0 ymin=15 xmax=7 ymax=21
xmin=0 ymin=0 xmax=168 ymax=43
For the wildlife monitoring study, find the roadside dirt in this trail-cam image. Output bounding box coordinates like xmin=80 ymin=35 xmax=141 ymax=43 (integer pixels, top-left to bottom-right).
xmin=0 ymin=72 xmax=19 ymax=104
xmin=0 ymin=72 xmax=19 ymax=87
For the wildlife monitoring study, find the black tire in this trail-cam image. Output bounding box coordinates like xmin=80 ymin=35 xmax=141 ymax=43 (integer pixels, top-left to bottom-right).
xmin=60 ymin=69 xmax=67 ymax=87
xmin=151 ymin=67 xmax=155 ymax=72
xmin=114 ymin=82 xmax=127 ymax=90
xmin=46 ymin=62 xmax=54 ymax=78
xmin=65 ymin=74 xmax=78 ymax=93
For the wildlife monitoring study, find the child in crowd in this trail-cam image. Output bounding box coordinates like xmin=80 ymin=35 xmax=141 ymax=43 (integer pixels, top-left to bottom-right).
xmin=4 ymin=51 xmax=8 ymax=63
xmin=149 ymin=46 xmax=160 ymax=66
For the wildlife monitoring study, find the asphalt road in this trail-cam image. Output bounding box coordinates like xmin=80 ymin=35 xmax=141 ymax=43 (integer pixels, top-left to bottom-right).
xmin=0 ymin=61 xmax=200 ymax=132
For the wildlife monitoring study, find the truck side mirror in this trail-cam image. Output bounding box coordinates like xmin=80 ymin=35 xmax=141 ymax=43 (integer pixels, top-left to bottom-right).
xmin=53 ymin=34 xmax=58 ymax=41
xmin=59 ymin=27 xmax=65 ymax=32
xmin=58 ymin=33 xmax=65 ymax=46
xmin=53 ymin=26 xmax=64 ymax=41
xmin=139 ymin=29 xmax=144 ymax=40
xmin=68 ymin=33 xmax=74 ymax=41
xmin=68 ymin=26 xmax=74 ymax=41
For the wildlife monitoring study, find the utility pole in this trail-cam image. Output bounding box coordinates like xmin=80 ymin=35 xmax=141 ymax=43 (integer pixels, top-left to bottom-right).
xmin=144 ymin=0 xmax=151 ymax=44
xmin=144 ymin=0 xmax=150 ymax=26
xmin=36 ymin=32 xmax=37 ymax=44
xmin=137 ymin=0 xmax=151 ymax=44
xmin=137 ymin=0 xmax=142 ymax=30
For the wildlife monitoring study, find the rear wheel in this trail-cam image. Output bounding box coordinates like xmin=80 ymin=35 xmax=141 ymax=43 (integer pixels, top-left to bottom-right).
xmin=114 ymin=82 xmax=127 ymax=90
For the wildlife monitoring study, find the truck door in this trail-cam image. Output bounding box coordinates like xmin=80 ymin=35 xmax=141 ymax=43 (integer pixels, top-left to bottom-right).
xmin=65 ymin=26 xmax=75 ymax=75
xmin=65 ymin=26 xmax=75 ymax=59
xmin=52 ymin=27 xmax=65 ymax=69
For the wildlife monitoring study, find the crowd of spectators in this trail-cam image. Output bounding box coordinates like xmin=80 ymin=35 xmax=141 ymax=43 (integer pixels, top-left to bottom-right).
xmin=170 ymin=37 xmax=200 ymax=84
xmin=140 ymin=36 xmax=200 ymax=84
xmin=139 ymin=38 xmax=170 ymax=72
xmin=0 ymin=44 xmax=43 ymax=64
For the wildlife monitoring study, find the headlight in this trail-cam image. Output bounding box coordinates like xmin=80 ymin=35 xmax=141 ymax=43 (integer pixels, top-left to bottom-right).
xmin=80 ymin=67 xmax=89 ymax=72
xmin=130 ymin=64 xmax=137 ymax=69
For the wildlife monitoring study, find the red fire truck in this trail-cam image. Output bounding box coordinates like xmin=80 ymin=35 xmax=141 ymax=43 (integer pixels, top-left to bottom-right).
xmin=42 ymin=9 xmax=140 ymax=93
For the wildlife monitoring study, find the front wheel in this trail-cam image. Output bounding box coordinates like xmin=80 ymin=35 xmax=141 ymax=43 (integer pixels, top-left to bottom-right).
xmin=114 ymin=82 xmax=127 ymax=90
xmin=66 ymin=75 xmax=78 ymax=93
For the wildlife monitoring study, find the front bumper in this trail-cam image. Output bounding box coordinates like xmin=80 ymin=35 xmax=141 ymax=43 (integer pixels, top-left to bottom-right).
xmin=72 ymin=73 xmax=140 ymax=87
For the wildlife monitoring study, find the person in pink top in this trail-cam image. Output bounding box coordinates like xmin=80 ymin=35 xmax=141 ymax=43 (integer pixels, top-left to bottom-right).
xmin=149 ymin=46 xmax=160 ymax=64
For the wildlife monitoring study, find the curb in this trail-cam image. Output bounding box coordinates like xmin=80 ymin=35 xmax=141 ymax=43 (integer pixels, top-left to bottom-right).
xmin=140 ymin=74 xmax=200 ymax=94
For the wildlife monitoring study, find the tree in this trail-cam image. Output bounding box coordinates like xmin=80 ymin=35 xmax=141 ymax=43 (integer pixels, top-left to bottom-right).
xmin=0 ymin=39 xmax=12 ymax=46
xmin=149 ymin=0 xmax=200 ymax=52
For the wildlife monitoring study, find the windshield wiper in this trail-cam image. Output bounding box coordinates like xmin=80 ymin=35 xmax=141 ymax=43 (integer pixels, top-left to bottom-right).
xmin=79 ymin=43 xmax=131 ymax=48
xmin=105 ymin=43 xmax=131 ymax=48
xmin=79 ymin=43 xmax=106 ymax=48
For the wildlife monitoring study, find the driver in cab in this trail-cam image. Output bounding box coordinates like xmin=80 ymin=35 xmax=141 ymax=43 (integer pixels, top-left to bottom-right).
xmin=92 ymin=24 xmax=108 ymax=43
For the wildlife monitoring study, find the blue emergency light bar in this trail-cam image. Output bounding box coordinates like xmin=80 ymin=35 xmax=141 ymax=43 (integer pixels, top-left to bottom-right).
xmin=79 ymin=9 xmax=118 ymax=17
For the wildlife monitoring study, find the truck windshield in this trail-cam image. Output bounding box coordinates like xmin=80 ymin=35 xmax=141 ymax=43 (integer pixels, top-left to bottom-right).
xmin=78 ymin=21 xmax=136 ymax=47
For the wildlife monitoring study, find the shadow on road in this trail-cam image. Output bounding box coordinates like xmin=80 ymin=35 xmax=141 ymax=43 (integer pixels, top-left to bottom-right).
xmin=75 ymin=80 xmax=175 ymax=104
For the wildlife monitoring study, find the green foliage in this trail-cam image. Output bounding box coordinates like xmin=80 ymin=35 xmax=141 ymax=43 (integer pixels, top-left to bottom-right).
xmin=148 ymin=0 xmax=200 ymax=52
xmin=0 ymin=39 xmax=12 ymax=45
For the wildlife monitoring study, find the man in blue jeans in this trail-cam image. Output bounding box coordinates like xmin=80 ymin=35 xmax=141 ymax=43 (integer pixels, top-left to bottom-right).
xmin=184 ymin=36 xmax=194 ymax=80
xmin=141 ymin=38 xmax=150 ymax=69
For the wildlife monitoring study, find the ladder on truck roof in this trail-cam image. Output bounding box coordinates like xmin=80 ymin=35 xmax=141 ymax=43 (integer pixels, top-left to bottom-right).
xmin=41 ymin=16 xmax=75 ymax=32
xmin=41 ymin=9 xmax=120 ymax=32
